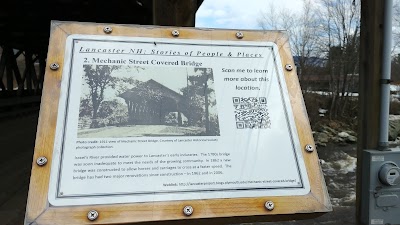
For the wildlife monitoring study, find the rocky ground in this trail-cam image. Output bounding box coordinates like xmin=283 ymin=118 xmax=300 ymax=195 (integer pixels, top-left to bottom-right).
xmin=252 ymin=120 xmax=359 ymax=225
xmin=255 ymin=143 xmax=357 ymax=225
xmin=312 ymin=121 xmax=358 ymax=208
xmin=389 ymin=115 xmax=400 ymax=143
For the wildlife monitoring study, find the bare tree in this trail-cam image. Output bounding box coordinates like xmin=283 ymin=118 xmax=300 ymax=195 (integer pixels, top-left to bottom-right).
xmin=258 ymin=0 xmax=322 ymax=91
xmin=393 ymin=0 xmax=400 ymax=54
xmin=315 ymin=0 xmax=360 ymax=118
xmin=259 ymin=0 xmax=361 ymax=119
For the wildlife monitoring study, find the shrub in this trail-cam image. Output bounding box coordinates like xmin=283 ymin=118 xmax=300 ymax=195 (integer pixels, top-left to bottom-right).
xmin=303 ymin=93 xmax=330 ymax=128
xmin=390 ymin=100 xmax=400 ymax=115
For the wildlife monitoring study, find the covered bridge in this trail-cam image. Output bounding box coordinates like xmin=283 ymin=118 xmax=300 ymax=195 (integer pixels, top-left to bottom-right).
xmin=119 ymin=79 xmax=191 ymax=126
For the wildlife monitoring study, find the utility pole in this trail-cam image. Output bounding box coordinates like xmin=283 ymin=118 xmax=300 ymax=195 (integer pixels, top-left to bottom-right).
xmin=358 ymin=0 xmax=396 ymax=224
xmin=357 ymin=0 xmax=382 ymax=224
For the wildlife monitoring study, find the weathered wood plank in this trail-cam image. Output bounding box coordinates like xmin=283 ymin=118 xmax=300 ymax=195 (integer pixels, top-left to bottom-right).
xmin=38 ymin=55 xmax=46 ymax=90
xmin=0 ymin=49 xmax=6 ymax=91
xmin=24 ymin=23 xmax=68 ymax=224
xmin=25 ymin=51 xmax=33 ymax=93
xmin=356 ymin=0 xmax=384 ymax=224
xmin=153 ymin=0 xmax=199 ymax=27
xmin=25 ymin=21 xmax=331 ymax=225
xmin=9 ymin=49 xmax=22 ymax=84
xmin=5 ymin=48 xmax=14 ymax=92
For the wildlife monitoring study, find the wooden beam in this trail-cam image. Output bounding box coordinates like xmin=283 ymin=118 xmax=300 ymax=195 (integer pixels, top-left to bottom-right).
xmin=153 ymin=0 xmax=199 ymax=27
xmin=4 ymin=47 xmax=14 ymax=93
xmin=30 ymin=59 xmax=39 ymax=93
xmin=10 ymin=56 xmax=22 ymax=84
xmin=14 ymin=50 xmax=23 ymax=59
xmin=38 ymin=54 xmax=45 ymax=90
xmin=357 ymin=0 xmax=384 ymax=224
xmin=25 ymin=51 xmax=33 ymax=93
xmin=0 ymin=48 xmax=6 ymax=91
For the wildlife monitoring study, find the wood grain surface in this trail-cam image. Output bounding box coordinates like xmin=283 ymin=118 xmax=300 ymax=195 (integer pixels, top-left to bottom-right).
xmin=24 ymin=21 xmax=331 ymax=225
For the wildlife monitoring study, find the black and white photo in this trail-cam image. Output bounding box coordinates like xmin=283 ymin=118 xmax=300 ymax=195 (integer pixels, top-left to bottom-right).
xmin=78 ymin=65 xmax=220 ymax=137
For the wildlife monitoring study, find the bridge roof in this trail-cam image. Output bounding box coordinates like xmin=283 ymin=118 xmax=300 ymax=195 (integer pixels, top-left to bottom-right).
xmin=0 ymin=0 xmax=202 ymax=54
xmin=120 ymin=79 xmax=184 ymax=103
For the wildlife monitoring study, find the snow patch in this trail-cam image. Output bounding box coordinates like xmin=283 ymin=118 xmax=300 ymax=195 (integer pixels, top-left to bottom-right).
xmin=322 ymin=152 xmax=356 ymax=175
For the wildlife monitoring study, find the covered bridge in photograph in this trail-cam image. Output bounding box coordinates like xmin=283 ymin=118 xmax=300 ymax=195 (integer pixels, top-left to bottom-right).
xmin=120 ymin=79 xmax=191 ymax=126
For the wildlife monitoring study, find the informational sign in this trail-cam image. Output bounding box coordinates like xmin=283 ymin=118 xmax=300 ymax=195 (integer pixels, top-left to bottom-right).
xmin=48 ymin=35 xmax=309 ymax=206
xmin=25 ymin=21 xmax=330 ymax=225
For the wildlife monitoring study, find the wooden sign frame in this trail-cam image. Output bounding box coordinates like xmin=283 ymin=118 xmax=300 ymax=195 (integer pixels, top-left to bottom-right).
xmin=25 ymin=21 xmax=331 ymax=225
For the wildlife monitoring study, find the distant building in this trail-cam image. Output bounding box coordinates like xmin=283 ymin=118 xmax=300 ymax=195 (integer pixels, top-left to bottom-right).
xmin=300 ymin=73 xmax=359 ymax=93
xmin=293 ymin=56 xmax=358 ymax=93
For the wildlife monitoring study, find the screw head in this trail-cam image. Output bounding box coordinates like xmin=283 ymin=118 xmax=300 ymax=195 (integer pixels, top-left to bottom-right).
xmin=49 ymin=63 xmax=59 ymax=70
xmin=265 ymin=201 xmax=275 ymax=211
xmin=236 ymin=31 xmax=244 ymax=39
xmin=285 ymin=64 xmax=293 ymax=71
xmin=183 ymin=205 xmax=193 ymax=216
xmin=172 ymin=30 xmax=180 ymax=37
xmin=103 ymin=26 xmax=113 ymax=34
xmin=87 ymin=210 xmax=99 ymax=221
xmin=36 ymin=156 xmax=48 ymax=166
xmin=305 ymin=144 xmax=314 ymax=152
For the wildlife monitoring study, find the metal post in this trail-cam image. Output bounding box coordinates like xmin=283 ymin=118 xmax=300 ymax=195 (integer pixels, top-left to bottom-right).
xmin=378 ymin=0 xmax=393 ymax=150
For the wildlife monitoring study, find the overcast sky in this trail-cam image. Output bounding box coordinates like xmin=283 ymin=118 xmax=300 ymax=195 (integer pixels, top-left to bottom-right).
xmin=195 ymin=0 xmax=304 ymax=29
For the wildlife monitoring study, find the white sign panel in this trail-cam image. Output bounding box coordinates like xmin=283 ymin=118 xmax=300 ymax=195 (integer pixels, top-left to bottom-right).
xmin=48 ymin=35 xmax=310 ymax=206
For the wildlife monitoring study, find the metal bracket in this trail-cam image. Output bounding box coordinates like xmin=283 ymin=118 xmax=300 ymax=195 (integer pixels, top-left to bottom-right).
xmin=380 ymin=79 xmax=392 ymax=84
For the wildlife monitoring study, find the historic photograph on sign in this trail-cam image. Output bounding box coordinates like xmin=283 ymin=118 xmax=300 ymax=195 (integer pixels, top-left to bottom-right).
xmin=78 ymin=66 xmax=220 ymax=137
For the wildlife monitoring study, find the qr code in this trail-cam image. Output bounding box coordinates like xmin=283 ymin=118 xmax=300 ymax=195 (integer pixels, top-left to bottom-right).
xmin=233 ymin=97 xmax=271 ymax=129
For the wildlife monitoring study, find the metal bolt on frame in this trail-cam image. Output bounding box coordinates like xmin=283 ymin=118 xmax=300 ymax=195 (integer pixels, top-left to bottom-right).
xmin=87 ymin=210 xmax=99 ymax=221
xmin=183 ymin=205 xmax=193 ymax=216
xmin=265 ymin=201 xmax=275 ymax=211
xmin=172 ymin=30 xmax=180 ymax=37
xmin=285 ymin=64 xmax=293 ymax=71
xmin=49 ymin=63 xmax=59 ymax=70
xmin=305 ymin=144 xmax=314 ymax=152
xmin=103 ymin=26 xmax=113 ymax=34
xmin=36 ymin=156 xmax=48 ymax=166
xmin=236 ymin=31 xmax=244 ymax=39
